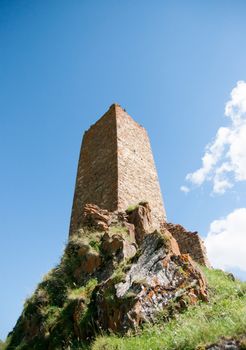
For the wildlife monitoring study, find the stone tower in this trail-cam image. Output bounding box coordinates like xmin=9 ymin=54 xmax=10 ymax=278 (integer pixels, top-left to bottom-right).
xmin=69 ymin=104 xmax=166 ymax=236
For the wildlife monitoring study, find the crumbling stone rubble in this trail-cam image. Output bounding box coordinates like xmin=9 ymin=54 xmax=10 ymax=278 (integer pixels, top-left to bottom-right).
xmin=163 ymin=222 xmax=211 ymax=268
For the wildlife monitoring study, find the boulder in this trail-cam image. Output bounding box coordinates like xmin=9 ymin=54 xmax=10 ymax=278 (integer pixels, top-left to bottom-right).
xmin=101 ymin=231 xmax=137 ymax=261
xmin=123 ymin=222 xmax=136 ymax=243
xmin=82 ymin=251 xmax=101 ymax=274
xmin=81 ymin=203 xmax=110 ymax=231
xmin=127 ymin=202 xmax=153 ymax=244
xmin=74 ymin=247 xmax=101 ymax=278
xmin=160 ymin=227 xmax=180 ymax=256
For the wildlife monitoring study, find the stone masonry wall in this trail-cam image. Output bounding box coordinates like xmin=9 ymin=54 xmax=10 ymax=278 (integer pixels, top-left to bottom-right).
xmin=69 ymin=106 xmax=118 ymax=236
xmin=164 ymin=223 xmax=211 ymax=267
xmin=116 ymin=105 xmax=166 ymax=228
xmin=69 ymin=104 xmax=166 ymax=236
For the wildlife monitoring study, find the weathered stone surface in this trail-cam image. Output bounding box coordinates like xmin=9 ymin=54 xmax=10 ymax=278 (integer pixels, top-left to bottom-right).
xmin=163 ymin=222 xmax=211 ymax=267
xmin=69 ymin=106 xmax=118 ymax=236
xmin=161 ymin=227 xmax=181 ymax=256
xmin=204 ymin=335 xmax=246 ymax=350
xmin=101 ymin=231 xmax=137 ymax=261
xmin=80 ymin=203 xmax=110 ymax=231
xmin=101 ymin=232 xmax=122 ymax=255
xmin=127 ymin=202 xmax=153 ymax=244
xmin=69 ymin=104 xmax=166 ymax=236
xmin=74 ymin=250 xmax=101 ymax=277
xmin=6 ymin=205 xmax=211 ymax=349
xmin=123 ymin=221 xmax=136 ymax=243
xmin=93 ymin=232 xmax=208 ymax=333
xmin=116 ymin=104 xmax=166 ymax=228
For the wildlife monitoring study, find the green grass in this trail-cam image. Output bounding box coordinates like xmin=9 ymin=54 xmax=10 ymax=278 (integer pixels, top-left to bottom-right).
xmin=3 ymin=266 xmax=246 ymax=350
xmin=91 ymin=268 xmax=246 ymax=350
xmin=89 ymin=239 xmax=101 ymax=252
xmin=126 ymin=201 xmax=148 ymax=214
xmin=4 ymin=235 xmax=246 ymax=350
xmin=108 ymin=225 xmax=128 ymax=235
xmin=126 ymin=205 xmax=139 ymax=213
xmin=68 ymin=278 xmax=98 ymax=301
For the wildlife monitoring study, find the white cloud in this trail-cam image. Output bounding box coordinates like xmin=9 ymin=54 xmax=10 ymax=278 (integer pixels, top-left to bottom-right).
xmin=183 ymin=81 xmax=246 ymax=194
xmin=180 ymin=185 xmax=190 ymax=193
xmin=205 ymin=208 xmax=246 ymax=272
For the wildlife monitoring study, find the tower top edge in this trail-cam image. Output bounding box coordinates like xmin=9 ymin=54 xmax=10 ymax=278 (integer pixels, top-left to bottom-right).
xmin=84 ymin=103 xmax=146 ymax=135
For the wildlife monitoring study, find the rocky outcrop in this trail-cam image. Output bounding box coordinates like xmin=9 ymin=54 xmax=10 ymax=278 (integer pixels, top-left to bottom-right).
xmin=6 ymin=203 xmax=210 ymax=349
xmin=81 ymin=203 xmax=110 ymax=231
xmin=127 ymin=202 xmax=153 ymax=244
xmin=161 ymin=227 xmax=181 ymax=256
xmin=94 ymin=232 xmax=207 ymax=333
xmin=75 ymin=249 xmax=101 ymax=275
xmin=101 ymin=231 xmax=137 ymax=261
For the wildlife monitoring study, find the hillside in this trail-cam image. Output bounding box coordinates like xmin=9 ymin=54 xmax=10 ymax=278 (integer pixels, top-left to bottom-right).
xmin=3 ymin=204 xmax=246 ymax=350
xmin=92 ymin=267 xmax=246 ymax=350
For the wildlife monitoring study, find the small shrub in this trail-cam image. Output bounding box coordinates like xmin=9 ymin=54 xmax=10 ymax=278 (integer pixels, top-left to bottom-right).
xmin=48 ymin=301 xmax=75 ymax=348
xmin=68 ymin=278 xmax=98 ymax=302
xmin=111 ymin=269 xmax=126 ymax=284
xmin=42 ymin=306 xmax=62 ymax=332
xmin=39 ymin=276 xmax=67 ymax=307
xmin=104 ymin=285 xmax=117 ymax=305
xmin=89 ymin=239 xmax=101 ymax=252
xmin=126 ymin=204 xmax=139 ymax=214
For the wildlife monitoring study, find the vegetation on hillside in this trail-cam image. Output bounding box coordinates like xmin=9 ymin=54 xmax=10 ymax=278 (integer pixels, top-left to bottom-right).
xmin=91 ymin=268 xmax=246 ymax=350
xmin=3 ymin=232 xmax=102 ymax=350
xmin=2 ymin=214 xmax=246 ymax=350
xmin=3 ymin=266 xmax=246 ymax=349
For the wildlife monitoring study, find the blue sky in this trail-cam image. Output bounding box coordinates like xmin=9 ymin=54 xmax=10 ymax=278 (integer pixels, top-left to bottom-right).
xmin=1 ymin=0 xmax=246 ymax=340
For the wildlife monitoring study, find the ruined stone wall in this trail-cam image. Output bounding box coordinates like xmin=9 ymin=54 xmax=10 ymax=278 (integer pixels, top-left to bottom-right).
xmin=116 ymin=105 xmax=166 ymax=227
xmin=164 ymin=223 xmax=210 ymax=267
xmin=69 ymin=106 xmax=118 ymax=236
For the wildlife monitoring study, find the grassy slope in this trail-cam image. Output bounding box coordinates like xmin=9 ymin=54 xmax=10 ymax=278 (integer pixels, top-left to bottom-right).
xmin=91 ymin=268 xmax=246 ymax=350
xmin=2 ymin=260 xmax=245 ymax=350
